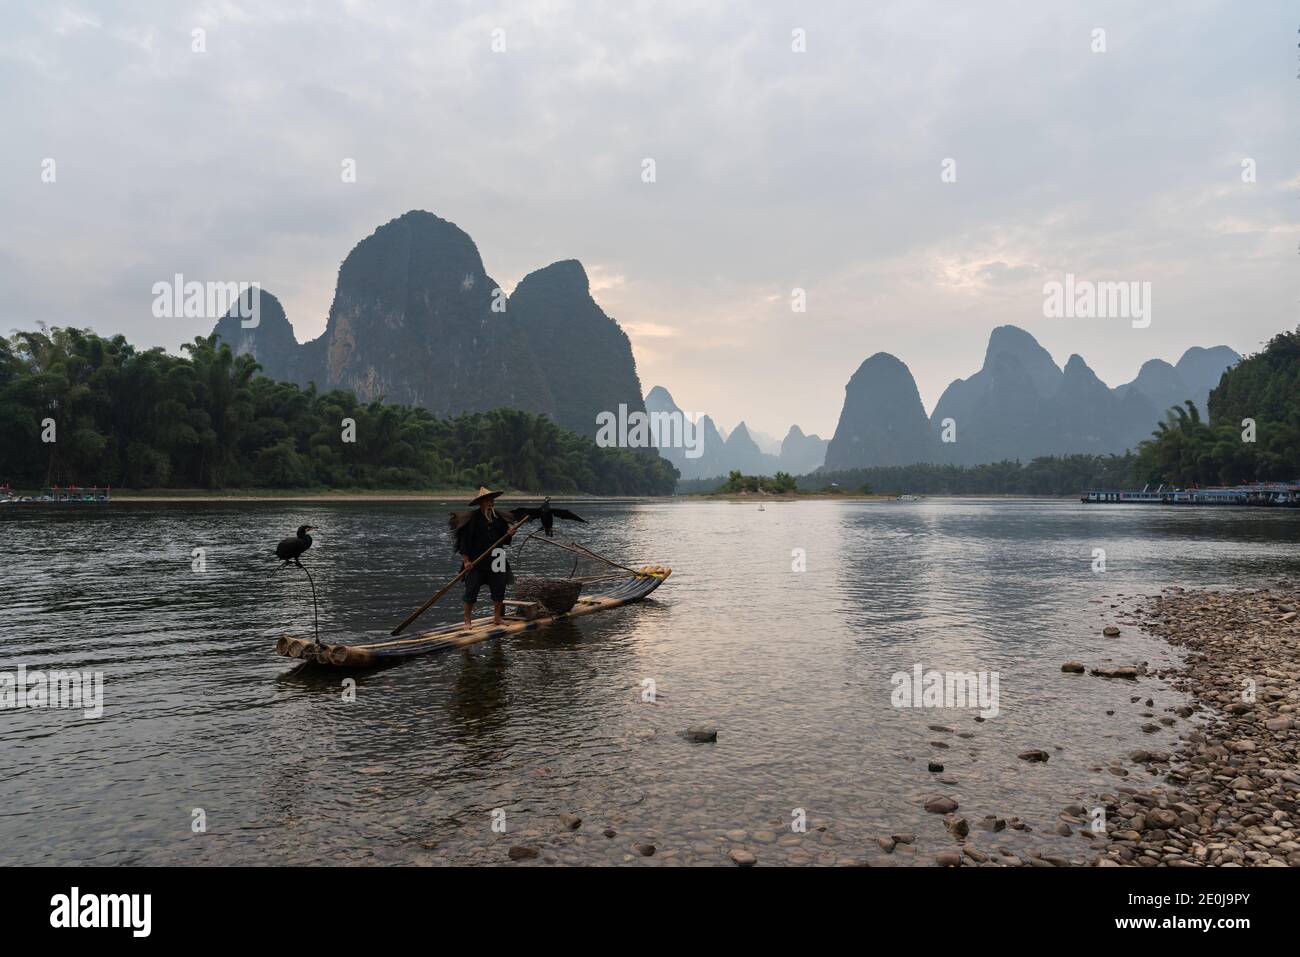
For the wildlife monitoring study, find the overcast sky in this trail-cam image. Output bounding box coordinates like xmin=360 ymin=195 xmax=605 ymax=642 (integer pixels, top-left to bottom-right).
xmin=3 ymin=1 xmax=1296 ymax=439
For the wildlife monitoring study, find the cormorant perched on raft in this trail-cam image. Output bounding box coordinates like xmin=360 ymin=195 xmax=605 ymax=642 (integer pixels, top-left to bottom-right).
xmin=275 ymin=525 xmax=314 ymax=567
xmin=514 ymin=497 xmax=585 ymax=537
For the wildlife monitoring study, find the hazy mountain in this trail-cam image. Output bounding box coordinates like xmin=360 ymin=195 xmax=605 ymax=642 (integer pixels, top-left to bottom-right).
xmin=1116 ymin=358 xmax=1185 ymax=406
xmin=722 ymin=422 xmax=772 ymax=475
xmin=930 ymin=325 xmax=1062 ymax=462
xmin=210 ymin=289 xmax=304 ymax=383
xmin=644 ymin=385 xmax=723 ymax=480
xmin=930 ymin=326 xmax=1239 ymax=465
xmin=778 ymin=425 xmax=830 ymax=474
xmin=931 ymin=348 xmax=1051 ymax=463
xmin=1176 ymin=346 xmax=1242 ymax=398
xmin=317 ymin=210 xmax=551 ymax=415
xmin=212 ymin=210 xmax=645 ymax=432
xmin=746 ymin=427 xmax=783 ymax=456
xmin=509 ymin=258 xmax=645 ymax=438
xmin=822 ymin=326 xmax=1240 ymax=469
xmin=1051 ymin=353 xmax=1126 ymax=452
xmin=662 ymin=400 xmax=741 ymax=479
xmin=643 ymin=385 xmax=826 ymax=480
xmin=1116 ymin=345 xmax=1241 ymax=421
xmin=824 ymin=353 xmax=936 ymax=469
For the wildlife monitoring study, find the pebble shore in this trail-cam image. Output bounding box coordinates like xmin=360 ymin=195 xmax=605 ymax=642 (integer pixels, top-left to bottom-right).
xmin=475 ymin=584 xmax=1299 ymax=867
xmin=1068 ymin=583 xmax=1300 ymax=867
xmin=960 ymin=583 xmax=1299 ymax=868
xmin=906 ymin=583 xmax=1299 ymax=867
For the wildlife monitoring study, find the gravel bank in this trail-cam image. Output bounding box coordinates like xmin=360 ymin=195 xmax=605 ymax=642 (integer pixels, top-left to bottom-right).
xmin=1056 ymin=584 xmax=1300 ymax=867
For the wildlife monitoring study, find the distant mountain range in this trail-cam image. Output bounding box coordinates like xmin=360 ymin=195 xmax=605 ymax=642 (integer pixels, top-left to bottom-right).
xmin=213 ymin=210 xmax=645 ymax=439
xmin=643 ymin=386 xmax=829 ymax=480
xmin=824 ymin=325 xmax=1240 ymax=470
xmin=213 ymin=220 xmax=1238 ymax=480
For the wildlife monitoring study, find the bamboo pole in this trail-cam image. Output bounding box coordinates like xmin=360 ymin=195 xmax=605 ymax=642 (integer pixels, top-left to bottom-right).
xmin=388 ymin=514 xmax=533 ymax=636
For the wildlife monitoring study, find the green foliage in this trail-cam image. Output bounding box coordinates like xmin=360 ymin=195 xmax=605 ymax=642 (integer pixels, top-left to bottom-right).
xmin=1134 ymin=327 xmax=1300 ymax=486
xmin=1207 ymin=327 xmax=1300 ymax=426
xmin=800 ymin=454 xmax=1140 ymax=496
xmin=0 ymin=327 xmax=678 ymax=495
xmin=713 ymin=470 xmax=799 ymax=494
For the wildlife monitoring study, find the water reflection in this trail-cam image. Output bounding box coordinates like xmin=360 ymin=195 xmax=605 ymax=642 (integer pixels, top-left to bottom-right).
xmin=1 ymin=499 xmax=1298 ymax=865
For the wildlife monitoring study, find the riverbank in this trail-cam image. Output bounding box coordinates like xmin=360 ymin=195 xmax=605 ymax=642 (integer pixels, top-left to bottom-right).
xmin=109 ymin=489 xmax=485 ymax=502
xmin=95 ymin=488 xmax=617 ymax=503
xmin=18 ymin=489 xmax=1069 ymax=503
xmin=1040 ymin=584 xmax=1299 ymax=868
xmin=913 ymin=583 xmax=1299 ymax=868
xmin=695 ymin=491 xmax=897 ymax=502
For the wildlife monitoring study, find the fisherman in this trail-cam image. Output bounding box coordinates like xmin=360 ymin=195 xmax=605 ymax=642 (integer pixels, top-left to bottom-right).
xmin=452 ymin=486 xmax=515 ymax=627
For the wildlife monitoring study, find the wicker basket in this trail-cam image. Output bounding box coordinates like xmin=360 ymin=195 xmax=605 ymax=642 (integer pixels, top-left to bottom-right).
xmin=512 ymin=577 xmax=583 ymax=613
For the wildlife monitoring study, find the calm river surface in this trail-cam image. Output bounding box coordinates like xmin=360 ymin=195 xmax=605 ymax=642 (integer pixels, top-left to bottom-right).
xmin=2 ymin=498 xmax=1298 ymax=866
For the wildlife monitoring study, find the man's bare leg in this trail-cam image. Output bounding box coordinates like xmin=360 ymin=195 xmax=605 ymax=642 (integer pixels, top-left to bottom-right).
xmin=463 ymin=601 xmax=474 ymax=627
xmin=493 ymin=600 xmax=506 ymax=626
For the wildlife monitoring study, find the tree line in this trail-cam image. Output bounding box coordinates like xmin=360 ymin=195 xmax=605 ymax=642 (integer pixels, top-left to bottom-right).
xmin=1131 ymin=327 xmax=1300 ymax=487
xmin=684 ymin=325 xmax=1300 ymax=496
xmin=5 ymin=324 xmax=1293 ymax=497
xmin=0 ymin=327 xmax=678 ymax=495
xmin=796 ymin=454 xmax=1140 ymax=496
xmin=675 ymin=455 xmax=1136 ymax=496
xmin=714 ymin=470 xmax=799 ymax=494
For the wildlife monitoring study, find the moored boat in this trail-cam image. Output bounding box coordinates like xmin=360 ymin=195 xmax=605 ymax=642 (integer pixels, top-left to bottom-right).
xmin=1081 ymin=481 xmax=1300 ymax=507
xmin=1 ymin=484 xmax=112 ymax=504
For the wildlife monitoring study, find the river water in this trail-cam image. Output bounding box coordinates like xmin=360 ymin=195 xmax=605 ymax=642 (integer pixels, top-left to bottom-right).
xmin=2 ymin=498 xmax=1297 ymax=866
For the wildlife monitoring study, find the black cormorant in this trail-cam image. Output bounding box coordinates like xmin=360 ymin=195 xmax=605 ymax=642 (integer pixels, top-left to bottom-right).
xmin=276 ymin=525 xmax=314 ymax=567
xmin=515 ymin=498 xmax=585 ymax=537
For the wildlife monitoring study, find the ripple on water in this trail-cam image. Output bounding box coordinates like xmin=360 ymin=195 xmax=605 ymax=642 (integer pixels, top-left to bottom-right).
xmin=0 ymin=498 xmax=1296 ymax=864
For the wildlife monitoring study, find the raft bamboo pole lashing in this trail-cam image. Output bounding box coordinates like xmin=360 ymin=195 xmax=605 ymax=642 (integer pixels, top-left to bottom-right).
xmin=354 ymin=559 xmax=664 ymax=652
xmin=279 ymin=566 xmax=672 ymax=667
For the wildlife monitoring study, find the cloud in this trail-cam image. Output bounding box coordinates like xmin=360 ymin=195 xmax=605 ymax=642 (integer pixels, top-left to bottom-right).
xmin=585 ymin=264 xmax=625 ymax=294
xmin=0 ymin=0 xmax=1295 ymax=438
xmin=621 ymin=321 xmax=678 ymax=339
xmin=52 ymin=8 xmax=101 ymax=36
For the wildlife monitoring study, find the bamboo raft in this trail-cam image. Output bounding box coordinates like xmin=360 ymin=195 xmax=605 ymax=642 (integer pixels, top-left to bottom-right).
xmin=277 ymin=562 xmax=671 ymax=669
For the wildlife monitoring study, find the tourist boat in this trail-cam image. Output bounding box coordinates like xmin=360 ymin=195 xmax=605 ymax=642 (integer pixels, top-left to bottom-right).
xmin=277 ymin=565 xmax=671 ymax=668
xmin=2 ymin=485 xmax=112 ymax=505
xmin=1081 ymin=482 xmax=1300 ymax=507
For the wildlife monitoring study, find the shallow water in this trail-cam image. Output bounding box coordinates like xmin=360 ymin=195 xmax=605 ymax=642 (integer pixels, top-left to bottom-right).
xmin=2 ymin=498 xmax=1297 ymax=866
